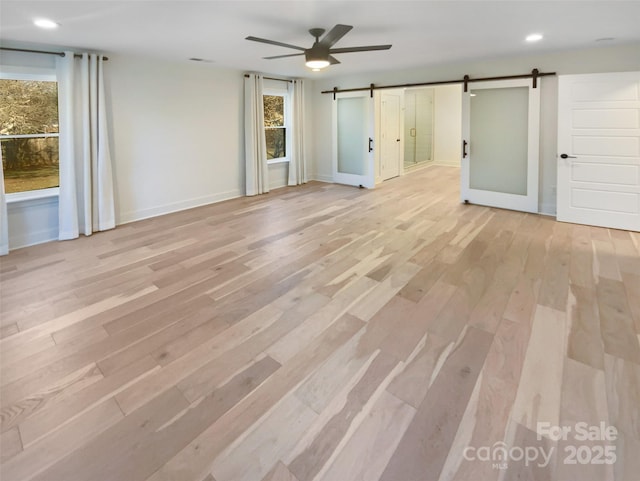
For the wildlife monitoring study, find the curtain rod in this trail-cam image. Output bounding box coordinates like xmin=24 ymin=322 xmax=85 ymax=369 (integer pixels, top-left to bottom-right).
xmin=0 ymin=47 xmax=109 ymax=61
xmin=322 ymin=69 xmax=555 ymax=96
xmin=243 ymin=74 xmax=293 ymax=83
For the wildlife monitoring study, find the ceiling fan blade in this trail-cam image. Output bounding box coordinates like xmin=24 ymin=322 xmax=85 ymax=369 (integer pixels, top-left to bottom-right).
xmin=263 ymin=53 xmax=306 ymax=60
xmin=319 ymin=24 xmax=353 ymax=47
xmin=328 ymin=55 xmax=341 ymax=65
xmin=330 ymin=45 xmax=392 ymax=54
xmin=245 ymin=36 xmax=306 ymax=52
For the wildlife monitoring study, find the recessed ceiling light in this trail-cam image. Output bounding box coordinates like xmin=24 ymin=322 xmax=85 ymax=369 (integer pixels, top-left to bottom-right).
xmin=34 ymin=18 xmax=59 ymax=29
xmin=312 ymin=68 xmax=321 ymax=72
xmin=526 ymin=33 xmax=543 ymax=43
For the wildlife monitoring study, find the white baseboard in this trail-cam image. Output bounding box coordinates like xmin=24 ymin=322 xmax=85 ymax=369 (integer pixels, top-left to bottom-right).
xmin=309 ymin=174 xmax=334 ymax=183
xmin=118 ymin=189 xmax=242 ymax=225
xmin=432 ymin=160 xmax=461 ymax=167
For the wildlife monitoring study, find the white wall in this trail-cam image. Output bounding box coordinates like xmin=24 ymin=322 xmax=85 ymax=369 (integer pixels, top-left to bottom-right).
xmin=6 ymin=196 xmax=58 ymax=248
xmin=105 ymin=55 xmax=245 ymax=224
xmin=433 ymin=85 xmax=462 ymax=166
xmin=310 ymin=42 xmax=640 ymax=214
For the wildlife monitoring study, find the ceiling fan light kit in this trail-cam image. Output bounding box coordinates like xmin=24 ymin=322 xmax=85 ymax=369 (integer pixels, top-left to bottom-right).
xmin=305 ymin=45 xmax=331 ymax=69
xmin=246 ymin=24 xmax=392 ymax=70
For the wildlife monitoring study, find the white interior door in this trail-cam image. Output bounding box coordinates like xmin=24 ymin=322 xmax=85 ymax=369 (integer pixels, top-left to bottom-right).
xmin=332 ymin=91 xmax=375 ymax=189
xmin=380 ymin=92 xmax=401 ymax=181
xmin=557 ymin=72 xmax=640 ymax=232
xmin=461 ymin=79 xmax=540 ymax=213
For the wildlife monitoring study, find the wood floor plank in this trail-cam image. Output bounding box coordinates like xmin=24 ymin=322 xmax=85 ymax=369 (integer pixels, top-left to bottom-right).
xmin=569 ymin=224 xmax=595 ymax=289
xmin=145 ymin=313 xmax=364 ymax=481
xmin=439 ymin=317 xmax=532 ymax=481
xmin=620 ymin=271 xmax=640 ymax=335
xmin=28 ymin=388 xmax=190 ymax=481
xmin=266 ymin=276 xmax=375 ymax=364
xmin=555 ymin=358 xmax=613 ymax=481
xmin=316 ymin=390 xmax=415 ymax=481
xmin=0 ymin=427 xmax=22 ymax=463
xmin=597 ymin=277 xmax=640 ymax=364
xmin=591 ymin=229 xmax=620 ymax=281
xmin=211 ymin=393 xmax=316 ymax=481
xmin=1 ymin=398 xmax=124 ymax=481
xmin=381 ymin=280 xmax=456 ymax=361
xmin=566 ymin=284 xmax=605 ymax=370
xmin=501 ymin=420 xmax=556 ymax=481
xmin=261 ymin=462 xmax=300 ymax=481
xmin=347 ymin=263 xmax=421 ymax=322
xmin=503 ymin=274 xmax=540 ymax=326
xmin=538 ymin=221 xmax=571 ymax=311
xmin=378 ymin=326 xmax=494 ymax=481
xmin=294 ymin=328 xmax=377 ymax=414
xmin=18 ymin=355 xmax=158 ymax=448
xmin=117 ymin=303 xmax=284 ymax=412
xmin=287 ymin=351 xmax=399 ymax=481
xmin=386 ymin=333 xmax=454 ymax=409
xmin=1 ymin=362 xmax=103 ymax=428
xmin=603 ymin=354 xmax=640 ymax=481
xmin=1 ymin=166 xmax=638 ymax=481
xmin=511 ymin=305 xmax=566 ymax=433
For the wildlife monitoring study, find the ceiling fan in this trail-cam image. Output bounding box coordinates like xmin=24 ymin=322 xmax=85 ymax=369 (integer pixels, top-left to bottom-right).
xmin=246 ymin=24 xmax=392 ymax=70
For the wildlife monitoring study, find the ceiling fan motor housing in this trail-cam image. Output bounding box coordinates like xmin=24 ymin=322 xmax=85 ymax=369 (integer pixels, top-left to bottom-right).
xmin=305 ymin=44 xmax=330 ymax=63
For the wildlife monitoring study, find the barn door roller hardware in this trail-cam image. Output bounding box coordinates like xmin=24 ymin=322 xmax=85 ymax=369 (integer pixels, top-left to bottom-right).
xmin=325 ymin=68 xmax=554 ymax=97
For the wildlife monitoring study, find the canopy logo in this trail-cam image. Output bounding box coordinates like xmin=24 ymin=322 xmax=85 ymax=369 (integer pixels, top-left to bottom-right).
xmin=462 ymin=422 xmax=618 ymax=470
xmin=463 ymin=442 xmax=553 ymax=470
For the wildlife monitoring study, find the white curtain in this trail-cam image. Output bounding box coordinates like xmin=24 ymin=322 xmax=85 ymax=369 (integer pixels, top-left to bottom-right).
xmin=244 ymin=73 xmax=269 ymax=196
xmin=288 ymin=79 xmax=307 ymax=186
xmin=56 ymin=52 xmax=115 ymax=240
xmin=0 ymin=147 xmax=8 ymax=256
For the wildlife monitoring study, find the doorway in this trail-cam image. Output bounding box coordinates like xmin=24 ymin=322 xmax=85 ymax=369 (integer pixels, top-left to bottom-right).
xmin=404 ymin=88 xmax=434 ymax=169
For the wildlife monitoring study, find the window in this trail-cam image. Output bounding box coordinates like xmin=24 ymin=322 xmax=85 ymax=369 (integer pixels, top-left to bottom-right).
xmin=263 ymin=93 xmax=288 ymax=162
xmin=0 ymin=75 xmax=59 ymax=195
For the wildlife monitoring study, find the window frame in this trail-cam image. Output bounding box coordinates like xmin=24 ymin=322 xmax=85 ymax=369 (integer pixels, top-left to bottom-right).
xmin=263 ymin=82 xmax=291 ymax=165
xmin=0 ymin=68 xmax=60 ymax=202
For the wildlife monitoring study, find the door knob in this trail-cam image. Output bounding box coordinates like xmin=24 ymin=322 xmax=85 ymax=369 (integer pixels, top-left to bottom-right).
xmin=560 ymin=154 xmax=577 ymax=159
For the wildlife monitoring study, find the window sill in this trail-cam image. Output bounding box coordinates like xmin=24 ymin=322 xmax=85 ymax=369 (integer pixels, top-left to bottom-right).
xmin=6 ymin=187 xmax=60 ymax=204
xmin=267 ymin=158 xmax=290 ymax=165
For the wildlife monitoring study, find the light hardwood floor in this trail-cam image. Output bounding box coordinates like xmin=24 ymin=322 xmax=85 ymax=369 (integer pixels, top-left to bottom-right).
xmin=1 ymin=165 xmax=639 ymax=481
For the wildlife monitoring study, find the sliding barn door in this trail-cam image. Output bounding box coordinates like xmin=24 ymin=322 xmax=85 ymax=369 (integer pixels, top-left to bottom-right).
xmin=461 ymin=79 xmax=540 ymax=213
xmin=332 ymin=91 xmax=375 ymax=189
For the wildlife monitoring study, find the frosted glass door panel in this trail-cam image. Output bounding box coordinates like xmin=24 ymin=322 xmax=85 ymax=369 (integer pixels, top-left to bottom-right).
xmin=332 ymin=91 xmax=374 ymax=188
xmin=469 ymin=87 xmax=528 ymax=195
xmin=337 ymin=97 xmax=367 ymax=175
xmin=460 ymin=78 xmax=539 ymax=213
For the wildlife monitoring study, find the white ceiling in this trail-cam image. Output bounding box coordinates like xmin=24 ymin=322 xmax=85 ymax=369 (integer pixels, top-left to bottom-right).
xmin=1 ymin=1 xmax=639 ymax=78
